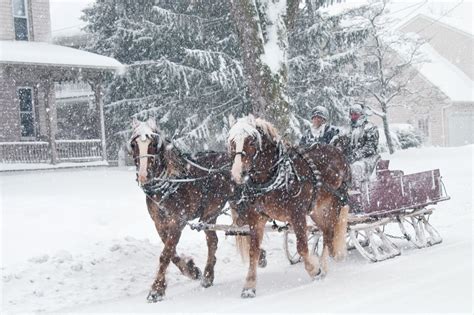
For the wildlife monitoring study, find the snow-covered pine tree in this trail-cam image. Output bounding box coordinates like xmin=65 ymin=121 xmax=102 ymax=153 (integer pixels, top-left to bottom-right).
xmin=288 ymin=2 xmax=369 ymax=135
xmin=82 ymin=0 xmax=248 ymax=158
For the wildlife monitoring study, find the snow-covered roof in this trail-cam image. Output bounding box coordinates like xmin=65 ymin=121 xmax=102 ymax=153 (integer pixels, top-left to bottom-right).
xmin=416 ymin=43 xmax=474 ymax=102
xmin=390 ymin=1 xmax=473 ymax=36
xmin=0 ymin=40 xmax=123 ymax=71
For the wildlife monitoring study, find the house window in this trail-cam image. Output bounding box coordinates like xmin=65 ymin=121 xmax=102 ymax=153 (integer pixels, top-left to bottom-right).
xmin=12 ymin=0 xmax=29 ymax=40
xmin=418 ymin=117 xmax=429 ymax=137
xmin=18 ymin=87 xmax=36 ymax=138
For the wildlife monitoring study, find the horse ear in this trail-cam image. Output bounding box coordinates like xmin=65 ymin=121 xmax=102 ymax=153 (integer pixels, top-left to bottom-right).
xmin=131 ymin=117 xmax=140 ymax=129
xmin=228 ymin=114 xmax=237 ymax=127
xmin=146 ymin=117 xmax=158 ymax=130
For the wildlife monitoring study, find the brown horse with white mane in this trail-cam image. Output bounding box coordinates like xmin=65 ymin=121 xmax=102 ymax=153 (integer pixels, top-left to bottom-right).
xmin=228 ymin=115 xmax=351 ymax=298
xmin=130 ymin=118 xmax=236 ymax=302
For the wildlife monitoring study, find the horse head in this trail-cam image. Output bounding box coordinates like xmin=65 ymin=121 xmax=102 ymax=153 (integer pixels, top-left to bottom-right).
xmin=129 ymin=117 xmax=164 ymax=185
xmin=227 ymin=114 xmax=280 ymax=184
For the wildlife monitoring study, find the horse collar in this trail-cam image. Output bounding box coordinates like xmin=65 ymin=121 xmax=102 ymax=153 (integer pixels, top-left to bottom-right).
xmin=242 ymin=142 xmax=299 ymax=197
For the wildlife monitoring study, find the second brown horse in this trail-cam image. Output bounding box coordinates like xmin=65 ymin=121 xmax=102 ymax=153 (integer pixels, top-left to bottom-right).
xmin=227 ymin=114 xmax=351 ymax=298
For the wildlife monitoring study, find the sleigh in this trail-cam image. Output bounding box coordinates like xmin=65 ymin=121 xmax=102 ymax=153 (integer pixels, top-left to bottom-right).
xmin=283 ymin=159 xmax=450 ymax=263
xmin=190 ymin=159 xmax=450 ymax=264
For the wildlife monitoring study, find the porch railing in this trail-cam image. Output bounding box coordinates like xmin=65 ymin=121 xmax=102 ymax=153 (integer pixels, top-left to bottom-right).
xmin=56 ymin=139 xmax=103 ymax=161
xmin=0 ymin=139 xmax=104 ymax=163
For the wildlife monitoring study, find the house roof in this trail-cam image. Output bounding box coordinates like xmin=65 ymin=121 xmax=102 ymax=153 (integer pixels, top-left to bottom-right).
xmin=0 ymin=40 xmax=123 ymax=71
xmin=390 ymin=8 xmax=473 ymax=103
xmin=388 ymin=0 xmax=473 ymax=35
xmin=416 ymin=43 xmax=474 ymax=102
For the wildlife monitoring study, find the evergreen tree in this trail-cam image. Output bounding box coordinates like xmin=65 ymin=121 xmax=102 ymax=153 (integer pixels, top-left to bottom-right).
xmin=288 ymin=3 xmax=369 ymax=136
xmin=82 ymin=0 xmax=248 ymax=158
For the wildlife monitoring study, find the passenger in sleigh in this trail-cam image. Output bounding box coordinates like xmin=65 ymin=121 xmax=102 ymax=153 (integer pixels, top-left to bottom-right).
xmin=346 ymin=103 xmax=381 ymax=187
xmin=299 ymin=105 xmax=340 ymax=146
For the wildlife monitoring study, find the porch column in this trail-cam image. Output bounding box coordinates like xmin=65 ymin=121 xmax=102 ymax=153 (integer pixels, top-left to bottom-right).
xmin=43 ymin=78 xmax=58 ymax=164
xmin=92 ymin=78 xmax=107 ymax=161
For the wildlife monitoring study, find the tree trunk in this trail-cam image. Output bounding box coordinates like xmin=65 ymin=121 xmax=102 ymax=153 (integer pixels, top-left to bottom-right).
xmin=381 ymin=104 xmax=395 ymax=154
xmin=230 ymin=0 xmax=298 ymax=134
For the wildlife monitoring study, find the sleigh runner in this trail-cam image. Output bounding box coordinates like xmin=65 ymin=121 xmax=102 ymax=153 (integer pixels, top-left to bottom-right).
xmin=189 ymin=159 xmax=449 ymax=263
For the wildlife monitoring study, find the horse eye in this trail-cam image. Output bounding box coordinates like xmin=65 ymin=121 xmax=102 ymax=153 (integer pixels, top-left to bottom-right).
xmin=130 ymin=142 xmax=136 ymax=149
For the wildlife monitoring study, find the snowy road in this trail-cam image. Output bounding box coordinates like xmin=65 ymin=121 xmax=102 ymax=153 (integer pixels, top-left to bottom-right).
xmin=1 ymin=146 xmax=472 ymax=313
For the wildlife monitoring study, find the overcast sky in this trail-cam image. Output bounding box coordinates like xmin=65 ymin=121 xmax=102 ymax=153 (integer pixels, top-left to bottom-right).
xmin=49 ymin=0 xmax=94 ymax=36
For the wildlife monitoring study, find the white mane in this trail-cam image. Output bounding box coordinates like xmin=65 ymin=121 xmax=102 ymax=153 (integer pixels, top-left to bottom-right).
xmin=130 ymin=118 xmax=161 ymax=144
xmin=227 ymin=115 xmax=280 ymax=150
xmin=228 ymin=115 xmax=280 ymax=184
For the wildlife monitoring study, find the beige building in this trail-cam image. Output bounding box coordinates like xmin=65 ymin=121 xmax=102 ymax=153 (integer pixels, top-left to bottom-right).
xmin=0 ymin=0 xmax=122 ymax=164
xmin=377 ymin=14 xmax=473 ymax=147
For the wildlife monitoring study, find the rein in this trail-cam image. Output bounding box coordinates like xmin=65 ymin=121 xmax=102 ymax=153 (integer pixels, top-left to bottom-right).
xmin=182 ymin=156 xmax=230 ymax=173
xmin=136 ymin=141 xmax=229 ymax=199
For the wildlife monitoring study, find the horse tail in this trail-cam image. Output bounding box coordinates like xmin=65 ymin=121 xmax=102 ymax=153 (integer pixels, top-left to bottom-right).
xmin=332 ymin=151 xmax=351 ymax=260
xmin=230 ymin=206 xmax=250 ymax=261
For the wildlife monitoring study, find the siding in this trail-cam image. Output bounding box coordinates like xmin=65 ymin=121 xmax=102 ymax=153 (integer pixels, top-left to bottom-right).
xmin=0 ymin=65 xmax=55 ymax=141
xmin=0 ymin=66 xmax=18 ymax=141
xmin=0 ymin=0 xmax=14 ymax=40
xmin=0 ymin=0 xmax=51 ymax=42
xmin=30 ymin=0 xmax=51 ymax=42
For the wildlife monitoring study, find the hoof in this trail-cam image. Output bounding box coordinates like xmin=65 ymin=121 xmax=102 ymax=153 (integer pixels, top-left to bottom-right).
xmin=191 ymin=266 xmax=202 ymax=280
xmin=200 ymin=276 xmax=213 ymax=288
xmin=147 ymin=290 xmax=164 ymax=303
xmin=313 ymin=268 xmax=326 ymax=281
xmin=186 ymin=259 xmax=202 ymax=280
xmin=258 ymin=250 xmax=267 ymax=268
xmin=333 ymin=250 xmax=347 ymax=262
xmin=241 ymin=288 xmax=256 ymax=299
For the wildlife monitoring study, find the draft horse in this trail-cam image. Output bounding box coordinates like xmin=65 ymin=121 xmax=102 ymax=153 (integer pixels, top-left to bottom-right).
xmin=130 ymin=118 xmax=235 ymax=302
xmin=227 ymin=115 xmax=351 ymax=298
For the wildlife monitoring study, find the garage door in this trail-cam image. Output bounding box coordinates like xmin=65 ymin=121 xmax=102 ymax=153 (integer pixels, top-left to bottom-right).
xmin=448 ymin=111 xmax=474 ymax=146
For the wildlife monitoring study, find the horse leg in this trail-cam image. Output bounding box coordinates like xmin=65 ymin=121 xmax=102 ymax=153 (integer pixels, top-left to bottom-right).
xmin=154 ymin=222 xmax=201 ymax=281
xmin=231 ymin=206 xmax=267 ymax=268
xmin=241 ymin=215 xmax=266 ymax=298
xmin=293 ymin=217 xmax=322 ymax=279
xmin=147 ymin=227 xmax=183 ymax=303
xmin=320 ymin=241 xmax=329 ymax=278
xmin=258 ymin=248 xmax=267 ymax=268
xmin=201 ymin=229 xmax=218 ymax=288
xmin=332 ymin=204 xmax=349 ymax=261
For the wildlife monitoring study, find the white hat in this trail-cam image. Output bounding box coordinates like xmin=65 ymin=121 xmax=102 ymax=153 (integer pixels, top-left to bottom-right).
xmin=350 ymin=104 xmax=363 ymax=114
xmin=311 ymin=106 xmax=329 ymax=120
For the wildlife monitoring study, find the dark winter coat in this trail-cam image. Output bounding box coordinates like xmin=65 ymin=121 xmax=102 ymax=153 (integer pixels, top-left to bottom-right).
xmin=349 ymin=122 xmax=379 ymax=163
xmin=300 ymin=124 xmax=340 ymax=146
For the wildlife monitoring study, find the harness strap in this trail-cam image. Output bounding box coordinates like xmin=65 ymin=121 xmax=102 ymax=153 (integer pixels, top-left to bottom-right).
xmin=295 ymin=146 xmax=349 ymax=207
xmin=183 ymin=156 xmax=230 ymax=173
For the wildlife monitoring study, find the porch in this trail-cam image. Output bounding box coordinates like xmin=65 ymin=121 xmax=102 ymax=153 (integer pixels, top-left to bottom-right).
xmin=0 ymin=41 xmax=123 ymax=166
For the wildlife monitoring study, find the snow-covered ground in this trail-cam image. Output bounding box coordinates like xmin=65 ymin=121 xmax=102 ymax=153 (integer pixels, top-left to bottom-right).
xmin=1 ymin=145 xmax=472 ymax=313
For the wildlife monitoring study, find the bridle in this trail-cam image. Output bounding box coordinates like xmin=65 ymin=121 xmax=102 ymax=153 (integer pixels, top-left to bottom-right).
xmin=131 ymin=135 xmax=229 ymax=189
xmin=134 ymin=154 xmax=160 ymax=160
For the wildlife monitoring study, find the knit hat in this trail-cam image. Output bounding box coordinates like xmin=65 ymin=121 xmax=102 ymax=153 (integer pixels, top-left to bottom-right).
xmin=350 ymin=104 xmax=363 ymax=114
xmin=311 ymin=106 xmax=329 ymax=120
